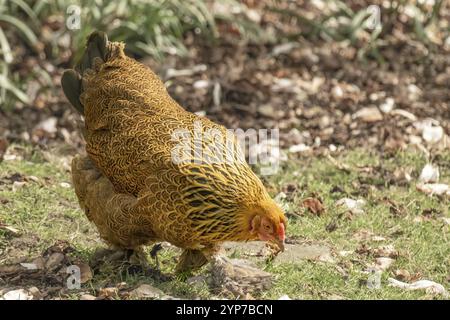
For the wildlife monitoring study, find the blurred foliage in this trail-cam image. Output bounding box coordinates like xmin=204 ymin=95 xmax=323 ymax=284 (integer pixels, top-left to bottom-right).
xmin=270 ymin=0 xmax=449 ymax=63
xmin=0 ymin=0 xmax=449 ymax=108
xmin=0 ymin=0 xmax=257 ymax=108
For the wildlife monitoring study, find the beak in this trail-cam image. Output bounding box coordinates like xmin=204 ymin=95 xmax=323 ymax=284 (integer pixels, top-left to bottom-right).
xmin=273 ymin=238 xmax=285 ymax=252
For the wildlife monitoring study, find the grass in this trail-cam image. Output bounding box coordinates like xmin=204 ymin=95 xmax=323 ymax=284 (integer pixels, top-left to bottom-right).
xmin=0 ymin=144 xmax=449 ymax=299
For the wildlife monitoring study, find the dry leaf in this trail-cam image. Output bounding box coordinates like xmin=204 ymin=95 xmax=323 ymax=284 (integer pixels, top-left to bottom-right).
xmin=2 ymin=289 xmax=33 ymax=300
xmin=388 ymin=278 xmax=449 ymax=297
xmin=301 ymin=197 xmax=325 ymax=216
xmin=373 ymin=245 xmax=398 ymax=258
xmin=76 ymin=263 xmax=93 ymax=283
xmin=394 ymin=269 xmax=411 ymax=281
xmin=416 ymin=183 xmax=450 ymax=196
xmin=98 ymin=287 xmax=118 ymax=299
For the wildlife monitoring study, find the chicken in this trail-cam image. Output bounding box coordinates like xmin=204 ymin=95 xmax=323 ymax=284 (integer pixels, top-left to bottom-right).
xmin=62 ymin=31 xmax=287 ymax=272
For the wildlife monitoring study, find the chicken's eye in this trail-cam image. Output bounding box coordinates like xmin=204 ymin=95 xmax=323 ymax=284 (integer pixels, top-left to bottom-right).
xmin=264 ymin=224 xmax=271 ymax=232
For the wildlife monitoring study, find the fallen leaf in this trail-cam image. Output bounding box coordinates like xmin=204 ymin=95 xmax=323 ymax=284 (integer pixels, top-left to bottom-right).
xmin=0 ymin=223 xmax=21 ymax=236
xmin=353 ymin=107 xmax=383 ymax=123
xmin=2 ymin=289 xmax=33 ymax=300
xmin=76 ymin=263 xmax=93 ymax=284
xmin=373 ymin=245 xmax=398 ymax=258
xmin=301 ymin=197 xmax=325 ymax=216
xmin=394 ymin=269 xmax=411 ymax=281
xmin=416 ymin=183 xmax=450 ymax=196
xmin=391 ymin=109 xmax=417 ymax=121
xmin=20 ymin=263 xmax=38 ymax=270
xmin=98 ymin=287 xmax=118 ymax=299
xmin=388 ymin=278 xmax=449 ymax=297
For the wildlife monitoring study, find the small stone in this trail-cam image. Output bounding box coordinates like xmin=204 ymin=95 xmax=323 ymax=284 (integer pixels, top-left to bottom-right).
xmin=130 ymin=284 xmax=165 ymax=299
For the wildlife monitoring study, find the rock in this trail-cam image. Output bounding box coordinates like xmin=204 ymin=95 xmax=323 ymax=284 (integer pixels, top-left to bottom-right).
xmin=129 ymin=284 xmax=165 ymax=299
xmin=223 ymin=241 xmax=334 ymax=264
xmin=80 ymin=294 xmax=97 ymax=300
xmin=209 ymin=256 xmax=272 ymax=297
xmin=416 ymin=183 xmax=450 ymax=196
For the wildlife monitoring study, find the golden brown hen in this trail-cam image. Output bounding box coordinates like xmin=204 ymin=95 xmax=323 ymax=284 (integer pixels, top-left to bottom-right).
xmin=62 ymin=31 xmax=286 ymax=272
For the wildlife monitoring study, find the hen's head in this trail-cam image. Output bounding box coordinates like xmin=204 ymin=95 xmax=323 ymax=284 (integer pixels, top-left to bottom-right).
xmin=245 ymin=198 xmax=287 ymax=251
